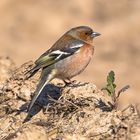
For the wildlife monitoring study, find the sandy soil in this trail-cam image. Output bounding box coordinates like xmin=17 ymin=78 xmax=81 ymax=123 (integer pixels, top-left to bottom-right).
xmin=0 ymin=0 xmax=139 ymax=107
xmin=0 ymin=57 xmax=140 ymax=140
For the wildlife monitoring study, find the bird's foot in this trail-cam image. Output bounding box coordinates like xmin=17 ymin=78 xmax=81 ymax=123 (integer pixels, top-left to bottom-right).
xmin=63 ymin=79 xmax=78 ymax=87
xmin=57 ymin=79 xmax=85 ymax=88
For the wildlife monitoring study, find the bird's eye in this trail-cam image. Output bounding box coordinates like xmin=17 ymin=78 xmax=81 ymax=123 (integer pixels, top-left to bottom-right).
xmin=85 ymin=32 xmax=89 ymax=35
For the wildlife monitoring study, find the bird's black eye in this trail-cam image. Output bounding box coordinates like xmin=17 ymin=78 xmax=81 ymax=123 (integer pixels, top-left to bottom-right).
xmin=85 ymin=32 xmax=89 ymax=35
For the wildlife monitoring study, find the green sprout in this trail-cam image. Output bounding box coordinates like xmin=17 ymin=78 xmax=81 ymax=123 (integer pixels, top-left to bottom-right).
xmin=102 ymin=70 xmax=130 ymax=109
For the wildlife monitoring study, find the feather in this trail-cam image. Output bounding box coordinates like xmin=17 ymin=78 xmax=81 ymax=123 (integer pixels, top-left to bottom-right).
xmin=28 ymin=67 xmax=57 ymax=111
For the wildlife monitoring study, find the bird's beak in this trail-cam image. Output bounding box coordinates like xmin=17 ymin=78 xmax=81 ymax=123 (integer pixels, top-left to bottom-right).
xmin=91 ymin=31 xmax=101 ymax=38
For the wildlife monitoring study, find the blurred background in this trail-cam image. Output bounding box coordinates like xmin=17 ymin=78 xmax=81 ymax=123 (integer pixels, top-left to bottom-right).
xmin=0 ymin=0 xmax=139 ymax=106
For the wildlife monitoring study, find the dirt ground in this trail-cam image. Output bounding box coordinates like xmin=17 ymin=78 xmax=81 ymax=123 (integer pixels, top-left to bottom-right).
xmin=0 ymin=57 xmax=140 ymax=140
xmin=0 ymin=0 xmax=140 ymax=107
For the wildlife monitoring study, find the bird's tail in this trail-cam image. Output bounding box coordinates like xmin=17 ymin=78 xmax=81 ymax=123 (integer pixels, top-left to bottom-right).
xmin=28 ymin=67 xmax=57 ymax=112
xmin=25 ymin=65 xmax=41 ymax=80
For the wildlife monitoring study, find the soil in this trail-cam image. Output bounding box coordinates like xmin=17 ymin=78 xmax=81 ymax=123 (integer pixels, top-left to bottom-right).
xmin=0 ymin=0 xmax=140 ymax=108
xmin=0 ymin=57 xmax=140 ymax=140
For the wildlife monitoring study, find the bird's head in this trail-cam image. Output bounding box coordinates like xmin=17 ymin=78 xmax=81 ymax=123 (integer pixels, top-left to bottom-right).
xmin=67 ymin=26 xmax=101 ymax=43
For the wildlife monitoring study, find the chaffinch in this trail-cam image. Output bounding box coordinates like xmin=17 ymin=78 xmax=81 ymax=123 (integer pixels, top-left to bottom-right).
xmin=26 ymin=26 xmax=100 ymax=111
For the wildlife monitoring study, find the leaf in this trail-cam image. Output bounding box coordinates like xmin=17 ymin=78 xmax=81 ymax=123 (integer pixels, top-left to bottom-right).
xmin=116 ymin=85 xmax=130 ymax=99
xmin=101 ymin=87 xmax=112 ymax=96
xmin=113 ymin=84 xmax=116 ymax=89
xmin=107 ymin=84 xmax=115 ymax=95
xmin=107 ymin=71 xmax=115 ymax=84
xmin=102 ymin=71 xmax=116 ymax=96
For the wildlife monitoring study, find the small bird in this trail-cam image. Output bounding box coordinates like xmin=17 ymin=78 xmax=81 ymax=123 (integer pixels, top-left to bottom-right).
xmin=26 ymin=26 xmax=100 ymax=111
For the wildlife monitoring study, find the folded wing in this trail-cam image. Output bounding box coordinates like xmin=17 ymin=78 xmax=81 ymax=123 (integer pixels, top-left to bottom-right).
xmin=25 ymin=40 xmax=84 ymax=79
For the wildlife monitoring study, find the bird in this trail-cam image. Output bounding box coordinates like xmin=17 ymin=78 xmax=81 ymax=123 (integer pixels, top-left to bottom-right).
xmin=26 ymin=26 xmax=101 ymax=112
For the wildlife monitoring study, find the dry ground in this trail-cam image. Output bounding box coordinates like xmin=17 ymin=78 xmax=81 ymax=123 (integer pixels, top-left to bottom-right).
xmin=0 ymin=0 xmax=139 ymax=107
xmin=0 ymin=57 xmax=139 ymax=140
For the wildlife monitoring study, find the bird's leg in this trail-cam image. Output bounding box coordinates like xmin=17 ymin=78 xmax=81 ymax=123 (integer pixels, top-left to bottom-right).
xmin=64 ymin=79 xmax=88 ymax=87
xmin=63 ymin=78 xmax=76 ymax=87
